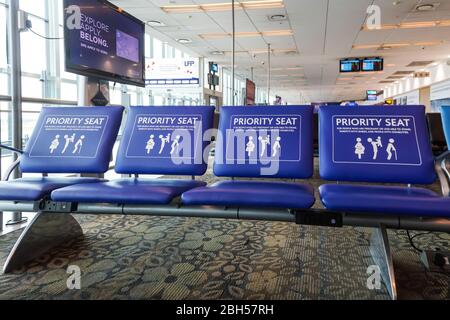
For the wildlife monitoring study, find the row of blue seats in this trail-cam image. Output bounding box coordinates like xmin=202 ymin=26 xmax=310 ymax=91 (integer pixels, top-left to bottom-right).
xmin=1 ymin=104 xmax=450 ymax=219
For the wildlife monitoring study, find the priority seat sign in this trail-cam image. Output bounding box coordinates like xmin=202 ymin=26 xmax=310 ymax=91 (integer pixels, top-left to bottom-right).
xmin=125 ymin=114 xmax=202 ymax=160
xmin=29 ymin=115 xmax=109 ymax=158
xmin=332 ymin=115 xmax=422 ymax=166
xmin=225 ymin=115 xmax=302 ymax=163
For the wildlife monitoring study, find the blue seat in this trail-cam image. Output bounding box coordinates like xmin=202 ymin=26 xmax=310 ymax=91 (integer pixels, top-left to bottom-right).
xmin=319 ymin=105 xmax=450 ymax=218
xmin=0 ymin=106 xmax=124 ymax=202
xmin=182 ymin=106 xmax=315 ymax=209
xmin=52 ymin=178 xmax=206 ymax=204
xmin=182 ymin=180 xmax=315 ymax=209
xmin=51 ymin=106 xmax=215 ymax=205
xmin=0 ymin=177 xmax=105 ymax=201
xmin=319 ymin=184 xmax=450 ymax=218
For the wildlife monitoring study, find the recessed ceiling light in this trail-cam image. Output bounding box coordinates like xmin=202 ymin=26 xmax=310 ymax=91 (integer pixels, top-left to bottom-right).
xmin=268 ymin=14 xmax=287 ymax=21
xmin=146 ymin=20 xmax=166 ymax=27
xmin=177 ymin=38 xmax=192 ymax=44
xmin=415 ymin=3 xmax=436 ymax=11
xmin=210 ymin=50 xmax=225 ymax=55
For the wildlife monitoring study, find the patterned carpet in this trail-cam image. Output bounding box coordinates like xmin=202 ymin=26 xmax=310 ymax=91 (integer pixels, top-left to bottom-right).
xmin=0 ymin=159 xmax=448 ymax=300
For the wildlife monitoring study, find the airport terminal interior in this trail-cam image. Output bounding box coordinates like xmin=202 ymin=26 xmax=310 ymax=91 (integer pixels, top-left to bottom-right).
xmin=0 ymin=0 xmax=450 ymax=302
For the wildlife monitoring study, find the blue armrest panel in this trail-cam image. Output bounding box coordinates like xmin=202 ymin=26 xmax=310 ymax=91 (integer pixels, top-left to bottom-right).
xmin=213 ymin=105 xmax=314 ymax=179
xmin=20 ymin=106 xmax=124 ymax=174
xmin=115 ymin=106 xmax=214 ymax=176
xmin=319 ymin=105 xmax=436 ymax=184
xmin=440 ymin=105 xmax=450 ymax=146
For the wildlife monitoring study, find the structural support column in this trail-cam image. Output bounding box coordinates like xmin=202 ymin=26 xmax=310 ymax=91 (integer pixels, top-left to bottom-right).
xmin=7 ymin=0 xmax=27 ymax=225
xmin=267 ymin=43 xmax=271 ymax=105
xmin=8 ymin=0 xmax=22 ymax=174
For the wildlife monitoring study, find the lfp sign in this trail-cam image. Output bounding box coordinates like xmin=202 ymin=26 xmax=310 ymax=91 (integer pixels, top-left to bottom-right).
xmin=146 ymin=58 xmax=200 ymax=86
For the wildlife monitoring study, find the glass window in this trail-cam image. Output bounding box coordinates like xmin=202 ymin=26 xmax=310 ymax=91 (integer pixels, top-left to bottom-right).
xmin=145 ymin=34 xmax=151 ymax=58
xmin=20 ymin=0 xmax=46 ymax=18
xmin=21 ymin=17 xmax=47 ymax=74
xmin=0 ymin=73 xmax=8 ymax=96
xmin=0 ymin=102 xmax=13 ymax=171
xmin=61 ymin=82 xmax=77 ymax=101
xmin=153 ymin=38 xmax=163 ymax=59
xmin=21 ymin=110 xmax=40 ymax=144
xmin=59 ymin=27 xmax=77 ymax=81
xmin=154 ymin=95 xmax=163 ymax=106
xmin=22 ymin=76 xmax=43 ymax=99
xmin=108 ymin=82 xmax=122 ymax=105
xmin=0 ymin=102 xmax=11 ymax=144
xmin=0 ymin=4 xmax=7 ymax=69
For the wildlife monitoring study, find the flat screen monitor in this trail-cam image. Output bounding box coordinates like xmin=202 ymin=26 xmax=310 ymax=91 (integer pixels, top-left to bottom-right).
xmin=340 ymin=58 xmax=360 ymax=73
xmin=362 ymin=57 xmax=383 ymax=72
xmin=64 ymin=0 xmax=145 ymax=87
xmin=210 ymin=62 xmax=219 ymax=73
xmin=366 ymin=90 xmax=378 ymax=101
xmin=245 ymin=79 xmax=256 ymax=105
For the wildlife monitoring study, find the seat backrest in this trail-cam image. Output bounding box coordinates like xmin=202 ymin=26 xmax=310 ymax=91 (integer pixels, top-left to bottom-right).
xmin=21 ymin=106 xmax=124 ymax=174
xmin=214 ymin=106 xmax=314 ymax=179
xmin=440 ymin=106 xmax=450 ymax=146
xmin=426 ymin=113 xmax=447 ymax=147
xmin=319 ymin=105 xmax=436 ymax=184
xmin=115 ymin=106 xmax=214 ymax=176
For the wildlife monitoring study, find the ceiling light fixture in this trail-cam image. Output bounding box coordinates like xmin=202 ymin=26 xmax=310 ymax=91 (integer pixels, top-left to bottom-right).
xmin=177 ymin=38 xmax=192 ymax=44
xmin=352 ymin=41 xmax=443 ymax=49
xmin=362 ymin=18 xmax=450 ymax=31
xmin=415 ymin=3 xmax=436 ymax=11
xmin=210 ymin=50 xmax=225 ymax=55
xmin=146 ymin=20 xmax=165 ymax=27
xmin=161 ymin=0 xmax=284 ymax=13
xmin=268 ymin=14 xmax=287 ymax=21
xmin=199 ymin=29 xmax=293 ymax=39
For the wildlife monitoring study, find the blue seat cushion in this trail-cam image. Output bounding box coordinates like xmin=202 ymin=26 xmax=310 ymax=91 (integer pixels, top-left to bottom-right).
xmin=51 ymin=178 xmax=207 ymax=204
xmin=319 ymin=184 xmax=450 ymax=218
xmin=181 ymin=180 xmax=315 ymax=209
xmin=0 ymin=177 xmax=105 ymax=201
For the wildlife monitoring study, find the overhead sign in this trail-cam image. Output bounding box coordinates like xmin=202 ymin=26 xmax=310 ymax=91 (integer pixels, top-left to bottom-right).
xmin=145 ymin=58 xmax=200 ymax=86
xmin=414 ymin=71 xmax=430 ymax=78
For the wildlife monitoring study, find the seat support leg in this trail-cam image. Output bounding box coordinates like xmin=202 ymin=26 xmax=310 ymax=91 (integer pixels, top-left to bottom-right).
xmin=6 ymin=212 xmax=28 ymax=226
xmin=2 ymin=212 xmax=83 ymax=274
xmin=369 ymin=225 xmax=398 ymax=300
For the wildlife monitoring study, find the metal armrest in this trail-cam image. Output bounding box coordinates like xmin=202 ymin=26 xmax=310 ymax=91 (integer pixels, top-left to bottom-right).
xmin=2 ymin=158 xmax=20 ymax=181
xmin=0 ymin=144 xmax=23 ymax=155
xmin=435 ymin=150 xmax=450 ymax=197
xmin=0 ymin=144 xmax=23 ymax=181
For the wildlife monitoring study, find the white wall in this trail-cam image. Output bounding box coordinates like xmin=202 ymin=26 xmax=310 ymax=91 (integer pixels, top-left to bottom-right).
xmin=392 ymin=89 xmax=420 ymax=105
xmin=384 ymin=61 xmax=450 ymax=100
xmin=430 ymin=79 xmax=450 ymax=100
